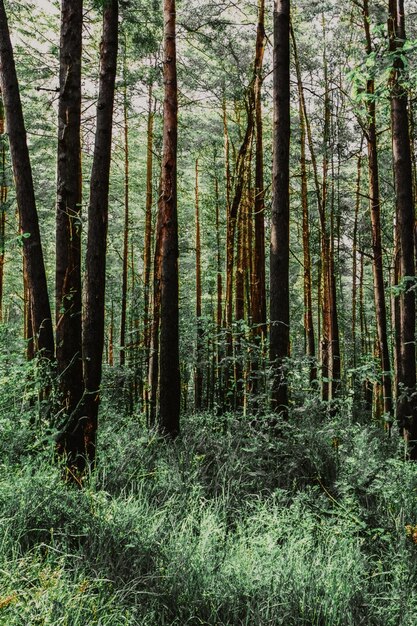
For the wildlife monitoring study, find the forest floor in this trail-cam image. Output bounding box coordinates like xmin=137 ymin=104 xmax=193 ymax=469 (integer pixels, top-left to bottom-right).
xmin=0 ymin=375 xmax=417 ymax=625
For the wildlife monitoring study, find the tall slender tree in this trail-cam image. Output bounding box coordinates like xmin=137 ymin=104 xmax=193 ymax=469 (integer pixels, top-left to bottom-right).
xmin=143 ymin=79 xmax=155 ymax=420
xmin=252 ymin=0 xmax=266 ymax=336
xmin=119 ymin=43 xmax=130 ymax=368
xmin=82 ymin=0 xmax=118 ymax=468
xmin=361 ymin=0 xmax=393 ymax=425
xmin=270 ymin=0 xmax=290 ymax=414
xmin=55 ymin=0 xmax=84 ymax=446
xmin=292 ymin=28 xmax=316 ymax=384
xmin=195 ymin=158 xmax=203 ymax=410
xmin=157 ymin=0 xmax=180 ymax=435
xmin=352 ymin=147 xmax=363 ymax=371
xmin=0 ymin=0 xmax=54 ymax=359
xmin=388 ymin=0 xmax=417 ymax=456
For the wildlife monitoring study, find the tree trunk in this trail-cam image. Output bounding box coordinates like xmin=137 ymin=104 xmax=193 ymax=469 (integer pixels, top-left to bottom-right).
xmin=120 ymin=45 xmax=129 ymax=367
xmin=252 ymin=0 xmax=266 ymax=336
xmin=409 ymin=98 xmax=417 ymax=269
xmin=143 ymin=80 xmax=154 ymax=420
xmin=108 ymin=301 xmax=114 ymax=367
xmin=388 ymin=0 xmax=417 ymax=456
xmin=82 ymin=0 xmax=118 ymax=469
xmin=362 ymin=0 xmax=393 ymax=426
xmin=0 ymin=0 xmax=54 ymax=358
xmin=320 ymin=23 xmax=335 ymax=403
xmin=215 ymin=174 xmax=222 ymax=331
xmin=392 ymin=226 xmax=401 ymax=405
xmin=352 ymin=148 xmax=362 ymax=371
xmin=225 ymin=99 xmax=254 ymax=329
xmin=24 ymin=261 xmax=34 ymax=361
xmin=148 ymin=211 xmax=162 ymax=427
xmin=158 ymin=0 xmax=180 ymax=436
xmin=55 ymin=0 xmax=84 ymax=449
xmin=329 ymin=148 xmax=341 ymax=400
xmin=297 ymin=57 xmax=316 ymax=384
xmin=214 ymin=173 xmax=223 ymax=408
xmin=359 ymin=249 xmax=373 ymax=410
xmin=291 ymin=24 xmax=333 ymax=402
xmin=270 ymin=0 xmax=290 ymax=415
xmin=235 ymin=196 xmax=246 ymax=323
xmin=194 ymin=158 xmax=203 ymax=410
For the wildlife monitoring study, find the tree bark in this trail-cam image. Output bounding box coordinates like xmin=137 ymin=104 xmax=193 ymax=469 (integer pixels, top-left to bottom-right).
xmin=270 ymin=0 xmax=290 ymax=414
xmin=120 ymin=45 xmax=129 ymax=367
xmin=291 ymin=24 xmax=333 ymax=402
xmin=329 ymin=144 xmax=341 ymax=400
xmin=388 ymin=0 xmax=417 ymax=456
xmin=215 ymin=175 xmax=222 ymax=331
xmin=158 ymin=0 xmax=180 ymax=436
xmin=409 ymin=97 xmax=417 ymax=270
xmin=362 ymin=0 xmax=393 ymax=425
xmin=82 ymin=0 xmax=118 ymax=469
xmin=55 ymin=0 xmax=84 ymax=447
xmin=295 ymin=50 xmax=316 ymax=384
xmin=148 ymin=207 xmax=162 ymax=427
xmin=252 ymin=0 xmax=266 ymax=335
xmin=194 ymin=158 xmax=203 ymax=410
xmin=225 ymin=99 xmax=254 ymax=329
xmin=143 ymin=80 xmax=154 ymax=420
xmin=352 ymin=148 xmax=362 ymax=371
xmin=0 ymin=0 xmax=54 ymax=358
xmin=320 ymin=24 xmax=335 ymax=403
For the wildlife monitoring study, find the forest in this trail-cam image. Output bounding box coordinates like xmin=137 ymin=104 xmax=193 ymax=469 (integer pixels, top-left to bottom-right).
xmin=0 ymin=0 xmax=417 ymax=623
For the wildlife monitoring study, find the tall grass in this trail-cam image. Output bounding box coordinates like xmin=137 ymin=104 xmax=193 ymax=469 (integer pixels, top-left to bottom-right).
xmin=0 ymin=398 xmax=417 ymax=625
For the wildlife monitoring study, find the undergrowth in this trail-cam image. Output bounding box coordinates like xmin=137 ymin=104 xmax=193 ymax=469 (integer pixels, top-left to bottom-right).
xmin=0 ymin=384 xmax=417 ymax=624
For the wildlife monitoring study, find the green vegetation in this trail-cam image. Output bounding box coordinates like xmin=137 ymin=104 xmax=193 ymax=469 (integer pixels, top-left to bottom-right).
xmin=1 ymin=0 xmax=417 ymax=623
xmin=0 ymin=365 xmax=417 ymax=625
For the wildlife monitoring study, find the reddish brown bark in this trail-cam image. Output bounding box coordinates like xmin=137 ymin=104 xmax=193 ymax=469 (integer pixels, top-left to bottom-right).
xmin=158 ymin=0 xmax=180 ymax=435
